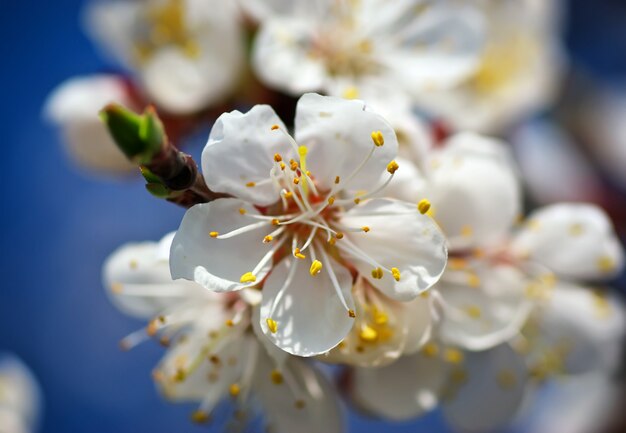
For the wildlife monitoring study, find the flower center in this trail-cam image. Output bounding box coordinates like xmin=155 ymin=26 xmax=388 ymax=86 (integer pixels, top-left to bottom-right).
xmin=134 ymin=0 xmax=201 ymax=63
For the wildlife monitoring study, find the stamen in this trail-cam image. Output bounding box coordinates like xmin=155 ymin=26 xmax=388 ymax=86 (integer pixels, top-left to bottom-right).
xmin=359 ymin=324 xmax=378 ymax=342
xmin=274 ymin=153 xmax=283 ymax=162
xmin=269 ymin=257 xmax=300 ymax=317
xmin=386 ymin=160 xmax=399 ymax=174
xmin=215 ymin=221 xmax=269 ymax=239
xmin=294 ymin=248 xmax=306 ymax=259
xmin=318 ymin=245 xmax=352 ymax=312
xmin=246 ymin=182 xmax=256 ymax=188
xmin=371 ymin=131 xmax=385 ymax=147
xmin=209 ymin=231 xmax=219 ymax=238
xmin=418 ymin=199 xmax=431 ymax=215
xmin=391 ymin=267 xmax=401 ymax=281
xmin=266 ymin=318 xmax=278 ymax=333
xmin=371 ymin=267 xmax=383 ymax=279
xmin=240 ymin=272 xmax=256 ymax=284
xmin=309 ymin=260 xmax=323 ymax=276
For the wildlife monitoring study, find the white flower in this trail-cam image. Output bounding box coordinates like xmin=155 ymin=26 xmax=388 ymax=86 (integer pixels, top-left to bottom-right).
xmin=249 ymin=0 xmax=484 ymax=121
xmin=84 ymin=0 xmax=244 ymax=114
xmin=44 ymin=74 xmax=137 ymax=174
xmin=0 ymin=355 xmax=41 ymax=433
xmin=415 ymin=0 xmax=564 ymax=133
xmin=103 ymin=233 xmax=343 ymax=432
xmin=170 ymin=93 xmax=448 ymax=357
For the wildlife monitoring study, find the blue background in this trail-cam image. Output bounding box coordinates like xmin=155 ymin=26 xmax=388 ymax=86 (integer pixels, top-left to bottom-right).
xmin=1 ymin=0 xmax=624 ymax=432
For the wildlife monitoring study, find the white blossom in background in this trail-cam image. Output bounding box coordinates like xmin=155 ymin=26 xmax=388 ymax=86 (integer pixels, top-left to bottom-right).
xmin=84 ymin=0 xmax=244 ymax=114
xmin=248 ymin=0 xmax=484 ymax=122
xmin=169 ymin=93 xmax=448 ymax=358
xmin=44 ymin=75 xmax=137 ymax=174
xmin=0 ymin=355 xmax=41 ymax=433
xmin=103 ymin=233 xmax=344 ymax=432
xmin=415 ymin=0 xmax=564 ymax=134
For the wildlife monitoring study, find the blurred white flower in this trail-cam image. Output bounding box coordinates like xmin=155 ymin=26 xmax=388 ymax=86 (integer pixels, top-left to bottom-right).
xmin=44 ymin=74 xmax=137 ymax=174
xmin=0 ymin=355 xmax=41 ymax=433
xmin=415 ymin=0 xmax=564 ymax=134
xmin=103 ymin=232 xmax=343 ymax=432
xmin=249 ymin=0 xmax=484 ymax=121
xmin=170 ymin=93 xmax=448 ymax=357
xmin=84 ymin=0 xmax=244 ymax=114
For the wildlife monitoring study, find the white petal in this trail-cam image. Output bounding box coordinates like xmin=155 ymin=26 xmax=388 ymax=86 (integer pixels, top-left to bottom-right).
xmin=254 ymin=350 xmax=344 ymax=433
xmin=427 ymin=133 xmax=522 ymax=251
xmin=294 ymin=93 xmax=398 ymax=193
xmin=351 ymin=351 xmax=449 ymax=421
xmin=259 ymin=257 xmax=355 ymax=357
xmin=252 ymin=18 xmax=327 ymax=95
xmin=531 ymin=282 xmax=626 ymax=375
xmin=437 ymin=262 xmax=532 ymax=351
xmin=443 ymin=344 xmax=528 ymax=433
xmin=170 ymin=199 xmax=275 ymax=292
xmin=103 ymin=233 xmax=207 ymax=319
xmin=511 ymin=204 xmax=625 ymax=280
xmin=0 ymin=355 xmax=41 ymax=432
xmin=201 ymin=105 xmax=293 ymax=206
xmin=340 ymin=199 xmax=447 ymax=301
xmin=43 ymin=75 xmax=136 ymax=173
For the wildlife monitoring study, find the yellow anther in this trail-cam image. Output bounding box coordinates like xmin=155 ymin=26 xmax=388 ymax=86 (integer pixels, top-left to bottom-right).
xmin=334 ymin=176 xmax=341 ymax=184
xmin=263 ymin=235 xmax=273 ymax=243
xmin=373 ymin=310 xmax=388 ymax=325
xmin=448 ymin=258 xmax=468 ymax=270
xmin=225 ymin=319 xmax=234 ymax=327
xmin=266 ymin=318 xmax=278 ymax=333
xmin=111 ymin=282 xmax=123 ymax=294
xmin=386 ymin=160 xmax=399 ymax=174
xmin=271 ymin=218 xmax=280 ymax=226
xmin=240 ymin=272 xmax=256 ymax=284
xmin=327 ymin=196 xmax=335 ymax=205
xmin=283 ymin=191 xmax=293 ymax=200
xmin=343 ymin=86 xmax=359 ymax=99
xmin=270 ymin=370 xmax=283 ymax=385
xmin=361 ymin=226 xmax=370 ymax=233
xmin=271 ymin=124 xmax=280 ymax=130
xmin=417 ymin=199 xmax=431 ymax=215
xmin=309 ymin=260 xmax=323 ymax=276
xmin=229 ymin=383 xmax=241 ymax=397
xmin=191 ymin=410 xmax=210 ymax=424
xmin=293 ymin=177 xmax=300 ymax=185
xmin=461 ymin=225 xmax=473 ymax=237
xmin=371 ymin=267 xmax=383 ymax=279
xmin=354 ymin=198 xmax=361 ymax=204
xmin=391 ymin=267 xmax=401 ymax=281
xmin=245 ymin=182 xmax=256 ymax=188
xmin=328 ymin=237 xmax=337 ymax=246
xmin=467 ymin=273 xmax=481 ymax=288
xmin=306 ymin=170 xmax=311 ymax=177
xmin=238 ymin=208 xmax=247 ymax=215
xmin=129 ymin=259 xmax=138 ymax=269
xmin=348 ymin=309 xmax=356 ymax=318
xmin=279 ymin=162 xmax=286 ymax=170
xmin=371 ymin=131 xmax=385 ymax=147
xmin=274 ymin=153 xmax=283 ymax=162
xmin=569 ymin=223 xmax=583 ymax=236
xmin=465 ymin=305 xmax=482 ymax=319
xmin=422 ymin=342 xmax=439 ymax=357
xmin=208 ymin=232 xmax=219 ymax=238
xmin=359 ymin=325 xmax=379 ymax=342
xmin=597 ymin=256 xmax=616 ymax=273
xmin=294 ymin=248 xmax=306 ymax=259
xmin=290 ymin=160 xmax=299 ymax=171
xmin=336 ymin=233 xmax=344 ymax=239
xmin=444 ymin=348 xmax=464 ymax=364
xmin=209 ymin=355 xmax=220 ymax=365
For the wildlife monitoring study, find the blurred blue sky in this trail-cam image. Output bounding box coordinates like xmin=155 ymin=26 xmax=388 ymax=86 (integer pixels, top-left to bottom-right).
xmin=0 ymin=1 xmax=625 ymax=432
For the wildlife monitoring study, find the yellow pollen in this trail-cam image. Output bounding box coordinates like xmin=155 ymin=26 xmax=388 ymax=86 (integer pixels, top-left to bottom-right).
xmin=354 ymin=198 xmax=361 ymax=204
xmin=448 ymin=258 xmax=468 ymax=270
xmin=294 ymin=248 xmax=306 ymax=259
xmin=229 ymin=383 xmax=241 ymax=397
xmin=343 ymin=86 xmax=359 ymax=99
xmin=359 ymin=325 xmax=378 ymax=342
xmin=422 ymin=342 xmax=439 ymax=357
xmin=371 ymin=267 xmax=383 ymax=279
xmin=240 ymin=272 xmax=256 ymax=284
xmin=238 ymin=208 xmax=246 ymax=215
xmin=245 ymin=182 xmax=256 ymax=188
xmin=306 ymin=170 xmax=311 ymax=176
xmin=361 ymin=226 xmax=370 ymax=232
xmin=225 ymin=319 xmax=234 ymax=327
xmin=270 ymin=370 xmax=283 ymax=385
xmin=348 ymin=309 xmax=356 ymax=318
xmin=274 ymin=153 xmax=283 ymax=162
xmin=290 ymin=160 xmax=299 ymax=171
xmin=328 ymin=237 xmax=337 ymax=246
xmin=386 ymin=160 xmax=399 ymax=174
xmin=209 ymin=231 xmax=219 ymax=238
xmin=266 ymin=318 xmax=278 ymax=333
xmin=336 ymin=233 xmax=344 ymax=239
xmin=391 ymin=267 xmax=401 ymax=281
xmin=465 ymin=305 xmax=482 ymax=319
xmin=417 ymin=199 xmax=431 ymax=215
xmin=271 ymin=218 xmax=280 ymax=226
xmin=327 ymin=196 xmax=335 ymax=205
xmin=293 ymin=177 xmax=300 ymax=185
xmin=263 ymin=235 xmax=273 ymax=243
xmin=279 ymin=162 xmax=286 ymax=170
xmin=191 ymin=410 xmax=210 ymax=424
xmin=373 ymin=310 xmax=388 ymax=325
xmin=597 ymin=256 xmax=616 ymax=273
xmin=371 ymin=131 xmax=385 ymax=147
xmin=334 ymin=176 xmax=341 ymax=184
xmin=444 ymin=348 xmax=464 ymax=364
xmin=271 ymin=124 xmax=280 ymax=130
xmin=283 ymin=191 xmax=293 ymax=199
xmin=461 ymin=225 xmax=473 ymax=237
xmin=309 ymin=260 xmax=323 ymax=276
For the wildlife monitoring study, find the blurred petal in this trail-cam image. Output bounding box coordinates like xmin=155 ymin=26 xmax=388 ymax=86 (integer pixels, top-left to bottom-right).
xmin=0 ymin=355 xmax=41 ymax=433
